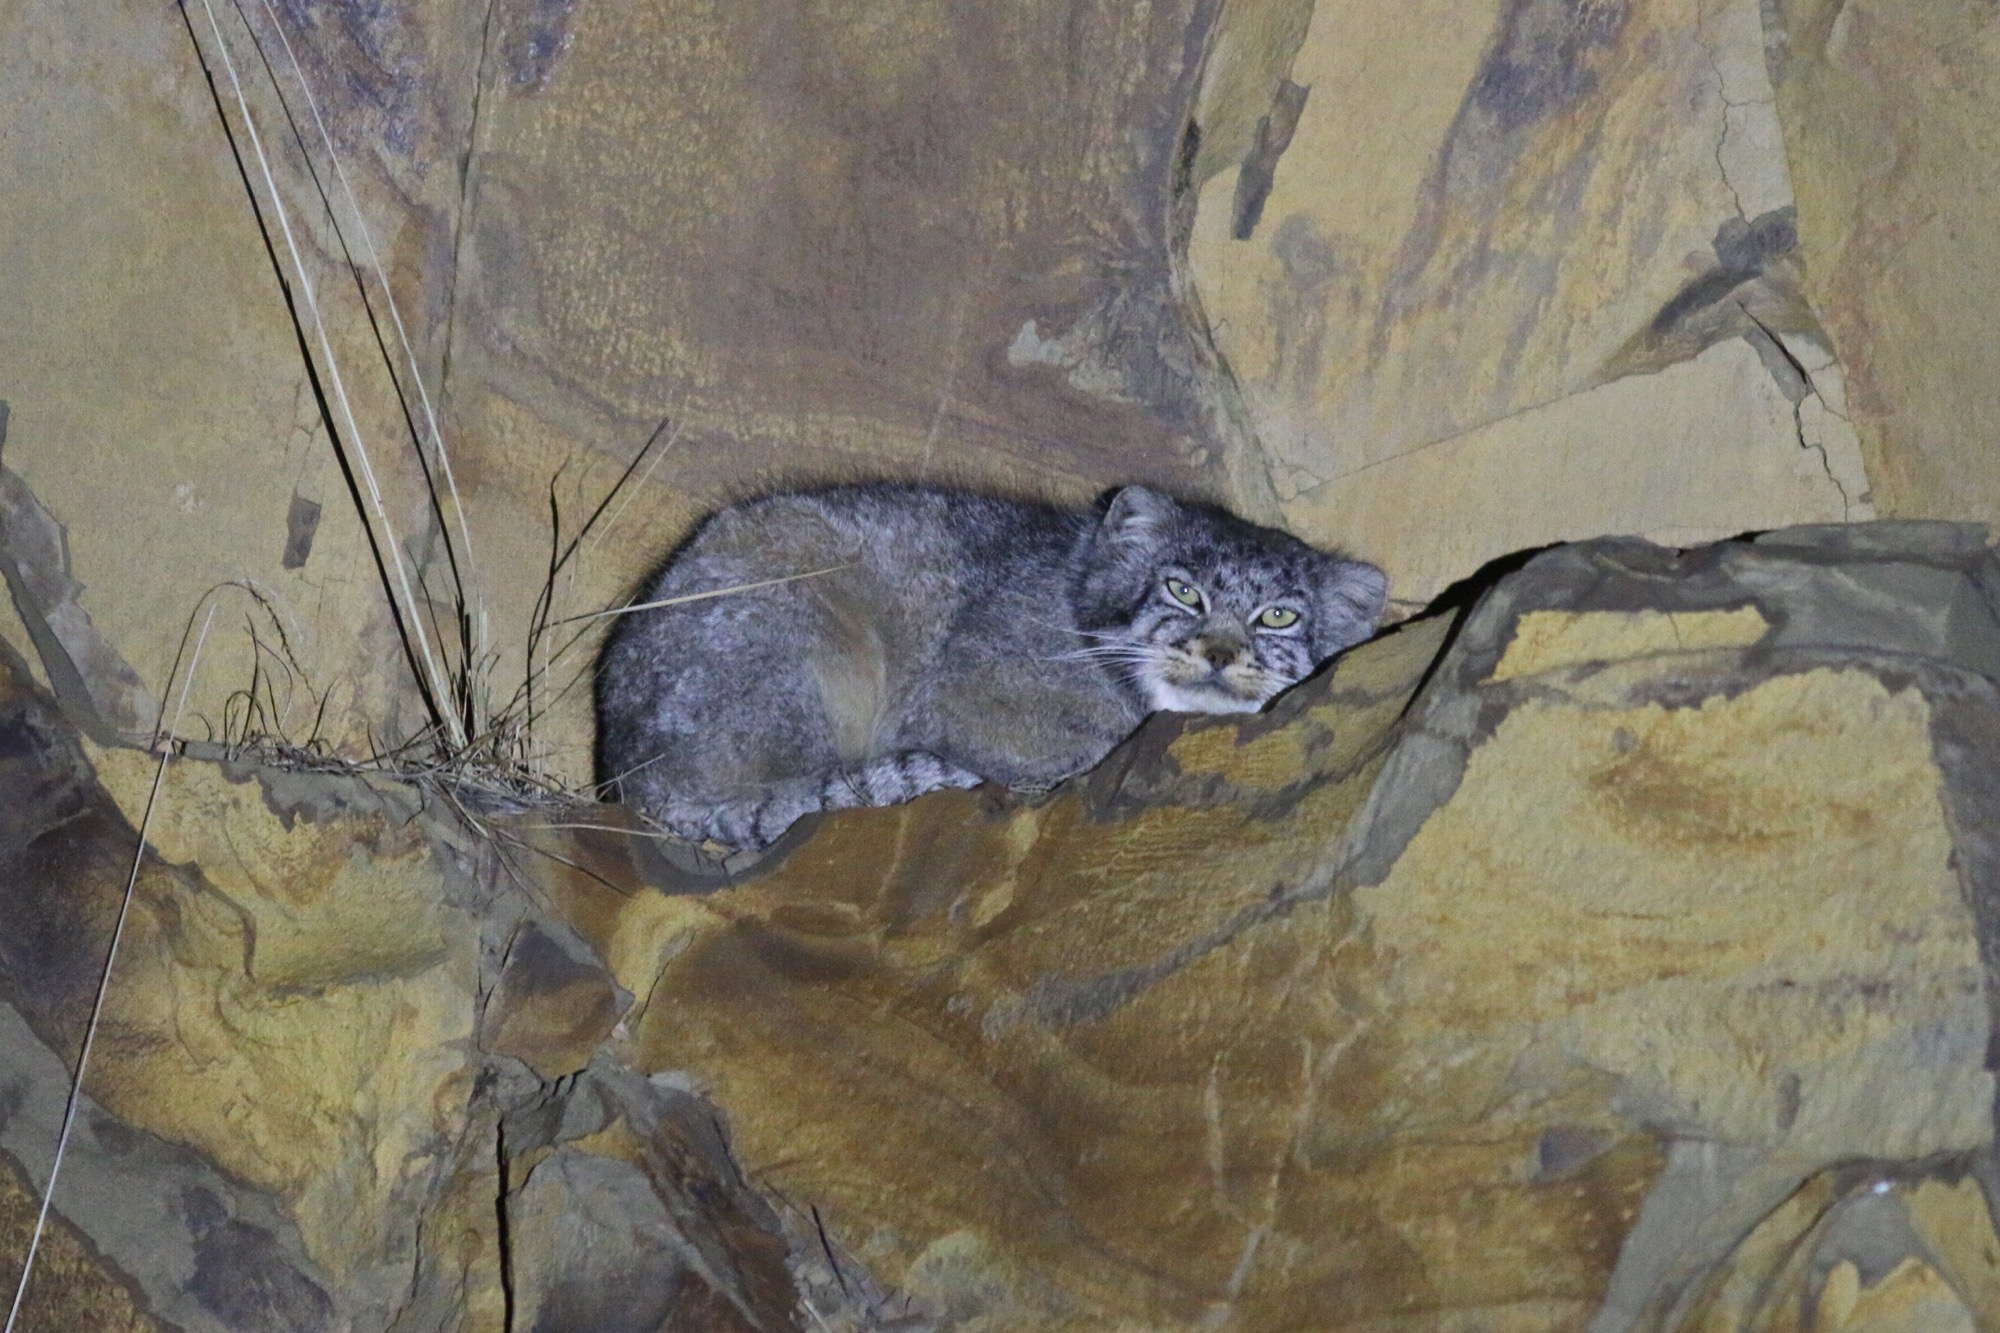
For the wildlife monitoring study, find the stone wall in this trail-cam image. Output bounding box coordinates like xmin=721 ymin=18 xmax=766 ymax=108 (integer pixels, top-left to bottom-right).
xmin=5 ymin=3 xmax=2000 ymax=1327
xmin=1 ymin=523 xmax=1996 ymax=1329
xmin=3 ymin=1 xmax=1997 ymax=777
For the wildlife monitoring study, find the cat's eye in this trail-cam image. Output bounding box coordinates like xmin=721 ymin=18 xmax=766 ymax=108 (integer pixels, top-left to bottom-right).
xmin=1165 ymin=577 xmax=1203 ymax=608
xmin=1257 ymin=606 xmax=1301 ymax=630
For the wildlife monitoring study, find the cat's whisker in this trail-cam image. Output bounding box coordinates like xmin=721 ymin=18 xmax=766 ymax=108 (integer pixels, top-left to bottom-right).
xmin=1047 ymin=640 xmax=1145 ymax=656
xmin=1050 ymin=652 xmax=1163 ymax=670
xmin=1048 ymin=645 xmax=1159 ymax=663
xmin=1039 ymin=620 xmax=1144 ymax=647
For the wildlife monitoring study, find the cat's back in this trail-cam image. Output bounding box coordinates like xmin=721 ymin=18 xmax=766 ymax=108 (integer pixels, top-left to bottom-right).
xmin=597 ymin=484 xmax=1090 ymax=790
xmin=651 ymin=483 xmax=1080 ymax=601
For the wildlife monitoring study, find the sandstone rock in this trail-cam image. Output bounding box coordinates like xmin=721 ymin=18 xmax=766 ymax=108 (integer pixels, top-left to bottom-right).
xmin=0 ymin=0 xmax=425 ymax=755
xmin=1771 ymin=0 xmax=2000 ymax=530
xmin=0 ymin=0 xmax=1255 ymax=786
xmin=19 ymin=0 xmax=2000 ymax=793
xmin=480 ymin=919 xmax=628 ymax=1082
xmin=1182 ymin=0 xmax=1875 ymax=603
xmin=549 ymin=523 xmax=1999 ymax=1329
xmin=2 ymin=518 xmax=1997 ymax=1325
xmin=0 ymin=669 xmax=356 ymax=1330
xmin=12 ymin=0 xmax=2000 ymax=1323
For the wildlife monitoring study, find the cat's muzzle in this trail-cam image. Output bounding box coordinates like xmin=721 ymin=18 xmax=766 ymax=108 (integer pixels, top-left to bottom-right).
xmin=1158 ymin=638 xmax=1270 ymax=710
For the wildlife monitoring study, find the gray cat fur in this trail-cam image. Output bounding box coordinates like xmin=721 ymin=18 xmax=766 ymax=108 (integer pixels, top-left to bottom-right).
xmin=594 ymin=484 xmax=1387 ymax=849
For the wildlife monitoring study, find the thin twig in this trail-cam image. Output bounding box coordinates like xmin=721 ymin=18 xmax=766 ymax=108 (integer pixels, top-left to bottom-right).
xmin=516 ymin=421 xmax=671 ymax=701
xmin=516 ymin=819 xmax=681 ymax=841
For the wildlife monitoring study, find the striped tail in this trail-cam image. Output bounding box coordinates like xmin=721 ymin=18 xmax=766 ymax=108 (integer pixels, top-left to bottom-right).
xmin=817 ymin=751 xmax=983 ymax=812
xmin=663 ymin=752 xmax=984 ymax=850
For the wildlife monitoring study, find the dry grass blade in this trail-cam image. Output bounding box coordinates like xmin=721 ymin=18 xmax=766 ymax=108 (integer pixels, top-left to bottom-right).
xmin=494 ymin=424 xmax=675 ymax=771
xmin=2 ymin=604 xmax=219 ymax=1332
xmin=474 ymin=562 xmax=855 ymax=789
xmin=585 ymin=415 xmax=685 ymax=561
xmin=181 ymin=0 xmax=461 ymax=744
xmin=245 ymin=0 xmax=480 ymax=613
xmin=547 ymin=566 xmax=854 ymax=628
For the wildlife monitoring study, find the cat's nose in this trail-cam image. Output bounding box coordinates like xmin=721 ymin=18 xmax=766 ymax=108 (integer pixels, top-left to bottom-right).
xmin=1197 ymin=638 xmax=1241 ymax=670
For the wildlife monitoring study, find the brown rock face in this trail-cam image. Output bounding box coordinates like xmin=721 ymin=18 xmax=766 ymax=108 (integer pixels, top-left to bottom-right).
xmin=1772 ymin=0 xmax=2000 ymax=531
xmin=22 ymin=0 xmax=2000 ymax=785
xmin=3 ymin=0 xmax=1241 ymax=778
xmin=0 ymin=522 xmax=1995 ymax=1330
xmin=14 ymin=0 xmax=2000 ymax=1325
xmin=1182 ymin=0 xmax=1882 ymax=603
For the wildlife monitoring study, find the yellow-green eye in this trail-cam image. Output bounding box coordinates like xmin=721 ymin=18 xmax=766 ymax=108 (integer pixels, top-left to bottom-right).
xmin=1165 ymin=577 xmax=1203 ymax=608
xmin=1257 ymin=606 xmax=1300 ymax=629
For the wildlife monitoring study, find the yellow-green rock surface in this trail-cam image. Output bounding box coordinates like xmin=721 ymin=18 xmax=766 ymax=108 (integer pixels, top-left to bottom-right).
xmin=2 ymin=523 xmax=1996 ymax=1330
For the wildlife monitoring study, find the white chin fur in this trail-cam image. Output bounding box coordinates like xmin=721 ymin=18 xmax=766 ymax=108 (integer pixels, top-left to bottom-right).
xmin=1145 ymin=679 xmax=1267 ymax=715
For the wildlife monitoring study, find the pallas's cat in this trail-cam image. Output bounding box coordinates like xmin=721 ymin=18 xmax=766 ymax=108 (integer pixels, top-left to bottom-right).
xmin=595 ymin=484 xmax=1387 ymax=850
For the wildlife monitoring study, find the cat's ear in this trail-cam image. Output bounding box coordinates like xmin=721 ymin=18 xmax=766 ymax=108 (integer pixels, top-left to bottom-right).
xmin=1100 ymin=486 xmax=1177 ymax=546
xmin=1320 ymin=559 xmax=1389 ymax=641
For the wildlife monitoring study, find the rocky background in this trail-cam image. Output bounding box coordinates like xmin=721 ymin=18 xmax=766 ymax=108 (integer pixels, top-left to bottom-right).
xmin=8 ymin=0 xmax=1999 ymax=774
xmin=2 ymin=0 xmax=1999 ymax=1329
xmin=3 ymin=525 xmax=1999 ymax=1329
